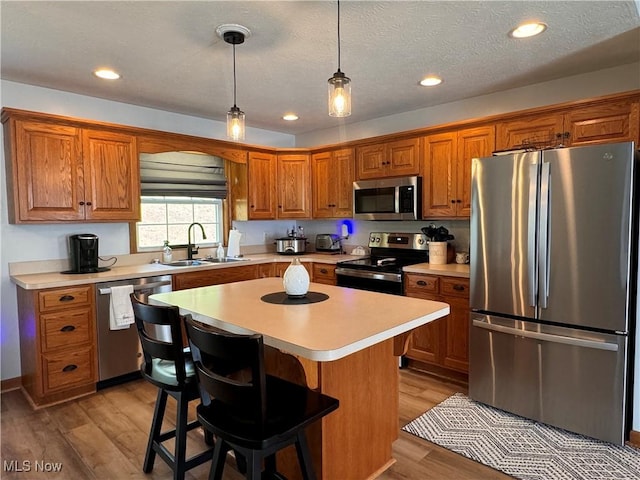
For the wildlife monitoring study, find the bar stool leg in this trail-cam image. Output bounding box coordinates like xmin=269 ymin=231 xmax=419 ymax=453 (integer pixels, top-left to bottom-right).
xmin=144 ymin=389 xmax=168 ymax=473
xmin=173 ymin=391 xmax=189 ymax=480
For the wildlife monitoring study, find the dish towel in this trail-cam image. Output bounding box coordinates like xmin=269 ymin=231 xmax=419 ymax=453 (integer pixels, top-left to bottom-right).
xmin=109 ymin=285 xmax=135 ymax=330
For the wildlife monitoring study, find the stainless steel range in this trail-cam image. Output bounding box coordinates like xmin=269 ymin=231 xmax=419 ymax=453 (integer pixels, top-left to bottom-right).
xmin=335 ymin=232 xmax=429 ymax=295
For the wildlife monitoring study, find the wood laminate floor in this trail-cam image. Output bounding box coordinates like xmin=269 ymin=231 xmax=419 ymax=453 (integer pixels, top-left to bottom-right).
xmin=0 ymin=369 xmax=510 ymax=479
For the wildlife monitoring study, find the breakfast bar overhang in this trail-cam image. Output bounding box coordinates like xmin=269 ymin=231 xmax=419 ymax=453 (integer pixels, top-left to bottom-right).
xmin=150 ymin=278 xmax=449 ymax=480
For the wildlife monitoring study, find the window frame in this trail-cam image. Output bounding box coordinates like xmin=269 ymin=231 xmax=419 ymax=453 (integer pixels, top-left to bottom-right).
xmin=133 ymin=195 xmax=224 ymax=253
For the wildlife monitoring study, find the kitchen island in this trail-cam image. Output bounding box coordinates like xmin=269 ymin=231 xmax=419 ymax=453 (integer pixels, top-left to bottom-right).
xmin=150 ymin=277 xmax=449 ymax=480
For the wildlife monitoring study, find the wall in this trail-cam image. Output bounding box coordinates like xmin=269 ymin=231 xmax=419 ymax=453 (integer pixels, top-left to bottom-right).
xmin=296 ymin=62 xmax=640 ymax=147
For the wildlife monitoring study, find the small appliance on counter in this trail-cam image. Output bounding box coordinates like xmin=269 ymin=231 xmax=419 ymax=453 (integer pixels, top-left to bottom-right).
xmin=275 ymin=227 xmax=308 ymax=255
xmin=62 ymin=233 xmax=111 ymax=274
xmin=315 ymin=234 xmax=341 ymax=253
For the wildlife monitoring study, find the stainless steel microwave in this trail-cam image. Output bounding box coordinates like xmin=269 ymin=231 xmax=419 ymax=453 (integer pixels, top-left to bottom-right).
xmin=353 ymin=176 xmax=421 ymax=220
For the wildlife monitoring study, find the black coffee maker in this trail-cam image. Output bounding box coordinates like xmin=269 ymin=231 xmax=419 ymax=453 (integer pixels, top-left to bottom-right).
xmin=64 ymin=234 xmax=109 ymax=274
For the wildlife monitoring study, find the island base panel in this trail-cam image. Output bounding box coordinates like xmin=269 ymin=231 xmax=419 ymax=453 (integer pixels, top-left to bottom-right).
xmin=267 ymin=339 xmax=399 ymax=480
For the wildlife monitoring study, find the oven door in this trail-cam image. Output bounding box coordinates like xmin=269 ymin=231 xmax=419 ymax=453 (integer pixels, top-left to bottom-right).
xmin=335 ymin=267 xmax=404 ymax=295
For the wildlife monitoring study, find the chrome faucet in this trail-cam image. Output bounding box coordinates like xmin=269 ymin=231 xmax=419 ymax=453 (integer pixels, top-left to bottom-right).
xmin=187 ymin=222 xmax=207 ymax=260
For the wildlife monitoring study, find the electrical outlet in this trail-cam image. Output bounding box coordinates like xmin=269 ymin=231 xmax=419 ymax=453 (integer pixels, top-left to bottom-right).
xmin=262 ymin=232 xmax=268 ymax=242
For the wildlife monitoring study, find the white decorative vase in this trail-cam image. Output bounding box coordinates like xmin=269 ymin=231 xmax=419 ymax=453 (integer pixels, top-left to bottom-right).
xmin=283 ymin=257 xmax=310 ymax=297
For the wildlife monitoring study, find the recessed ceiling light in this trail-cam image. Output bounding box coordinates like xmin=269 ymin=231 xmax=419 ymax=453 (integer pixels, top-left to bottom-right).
xmin=93 ymin=69 xmax=121 ymax=80
xmin=419 ymin=76 xmax=443 ymax=87
xmin=509 ymin=22 xmax=547 ymax=38
xmin=283 ymin=114 xmax=299 ymax=121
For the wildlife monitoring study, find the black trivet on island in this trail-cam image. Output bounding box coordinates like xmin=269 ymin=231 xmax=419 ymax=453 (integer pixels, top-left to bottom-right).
xmin=261 ymin=291 xmax=329 ymax=305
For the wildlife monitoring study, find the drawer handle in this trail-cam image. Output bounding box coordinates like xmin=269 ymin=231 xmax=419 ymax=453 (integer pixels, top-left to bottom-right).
xmin=320 ymin=268 xmax=328 ymax=274
xmin=62 ymin=364 xmax=78 ymax=372
xmin=416 ymin=280 xmax=427 ymax=286
xmin=59 ymin=295 xmax=75 ymax=302
xmin=453 ymin=284 xmax=466 ymax=291
xmin=60 ymin=325 xmax=76 ymax=332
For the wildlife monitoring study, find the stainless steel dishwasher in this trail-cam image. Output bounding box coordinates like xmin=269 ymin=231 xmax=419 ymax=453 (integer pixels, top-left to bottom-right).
xmin=95 ymin=274 xmax=172 ymax=388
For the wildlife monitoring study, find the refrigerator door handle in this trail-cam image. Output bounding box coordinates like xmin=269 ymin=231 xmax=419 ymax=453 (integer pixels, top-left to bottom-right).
xmin=538 ymin=162 xmax=551 ymax=309
xmin=472 ymin=319 xmax=619 ymax=351
xmin=527 ymin=163 xmax=539 ymax=307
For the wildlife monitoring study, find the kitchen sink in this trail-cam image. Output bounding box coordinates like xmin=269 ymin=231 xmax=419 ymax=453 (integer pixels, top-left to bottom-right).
xmin=201 ymin=257 xmax=249 ymax=263
xmin=165 ymin=257 xmax=249 ymax=267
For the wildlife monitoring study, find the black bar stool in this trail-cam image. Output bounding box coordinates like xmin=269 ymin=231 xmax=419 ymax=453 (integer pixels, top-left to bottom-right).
xmin=131 ymin=294 xmax=214 ymax=480
xmin=184 ymin=316 xmax=339 ymax=480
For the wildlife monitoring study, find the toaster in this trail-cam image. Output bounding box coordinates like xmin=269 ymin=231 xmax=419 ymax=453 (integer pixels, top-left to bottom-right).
xmin=316 ymin=234 xmax=341 ymax=252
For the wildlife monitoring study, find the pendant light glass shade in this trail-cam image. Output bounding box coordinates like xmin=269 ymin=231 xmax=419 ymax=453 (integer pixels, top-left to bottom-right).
xmin=227 ymin=105 xmax=245 ymax=141
xmin=328 ymin=70 xmax=351 ymax=117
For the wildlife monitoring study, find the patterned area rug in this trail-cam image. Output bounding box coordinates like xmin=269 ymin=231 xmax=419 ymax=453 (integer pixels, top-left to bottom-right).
xmin=403 ymin=393 xmax=640 ymax=480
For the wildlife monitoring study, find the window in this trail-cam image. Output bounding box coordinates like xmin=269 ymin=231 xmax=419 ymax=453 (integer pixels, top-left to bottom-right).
xmin=136 ymin=196 xmax=223 ymax=250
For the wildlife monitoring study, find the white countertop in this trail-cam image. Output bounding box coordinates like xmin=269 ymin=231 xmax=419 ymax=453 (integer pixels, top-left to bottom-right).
xmin=402 ymin=262 xmax=470 ymax=278
xmin=149 ymin=277 xmax=450 ymax=362
xmin=9 ymin=253 xmax=360 ymax=290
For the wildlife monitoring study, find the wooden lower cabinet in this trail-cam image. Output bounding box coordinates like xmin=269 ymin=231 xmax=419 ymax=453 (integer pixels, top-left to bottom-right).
xmin=173 ymin=264 xmax=259 ymax=290
xmin=274 ymin=261 xmax=313 ymax=278
xmin=312 ymin=263 xmax=337 ymax=285
xmin=17 ymin=284 xmax=98 ymax=406
xmin=404 ymin=274 xmax=470 ymax=378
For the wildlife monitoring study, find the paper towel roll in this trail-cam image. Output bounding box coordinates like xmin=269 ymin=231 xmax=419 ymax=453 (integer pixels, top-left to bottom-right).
xmin=227 ymin=230 xmax=242 ymax=258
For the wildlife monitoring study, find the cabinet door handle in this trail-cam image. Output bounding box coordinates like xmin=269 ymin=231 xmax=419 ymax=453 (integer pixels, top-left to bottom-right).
xmin=79 ymin=201 xmax=85 ymax=206
xmin=453 ymin=284 xmax=465 ymax=291
xmin=456 ymin=199 xmax=462 ymax=203
xmin=416 ymin=280 xmax=427 ymax=286
xmin=86 ymin=201 xmax=92 ymax=206
xmin=60 ymin=325 xmax=76 ymax=332
xmin=450 ymin=200 xmax=456 ymax=204
xmin=59 ymin=295 xmax=75 ymax=302
xmin=62 ymin=364 xmax=78 ymax=372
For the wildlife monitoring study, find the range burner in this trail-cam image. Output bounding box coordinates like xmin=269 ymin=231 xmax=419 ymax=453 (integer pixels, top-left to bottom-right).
xmin=335 ymin=232 xmax=429 ymax=295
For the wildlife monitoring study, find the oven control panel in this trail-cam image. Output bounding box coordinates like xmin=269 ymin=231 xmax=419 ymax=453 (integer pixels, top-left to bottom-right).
xmin=368 ymin=232 xmax=429 ymax=250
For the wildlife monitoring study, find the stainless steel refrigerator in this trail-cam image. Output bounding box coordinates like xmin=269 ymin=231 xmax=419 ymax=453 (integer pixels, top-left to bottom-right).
xmin=469 ymin=141 xmax=638 ymax=445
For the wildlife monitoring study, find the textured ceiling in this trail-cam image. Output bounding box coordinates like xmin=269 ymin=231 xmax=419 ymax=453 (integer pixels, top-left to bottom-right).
xmin=2 ymin=1 xmax=639 ymax=136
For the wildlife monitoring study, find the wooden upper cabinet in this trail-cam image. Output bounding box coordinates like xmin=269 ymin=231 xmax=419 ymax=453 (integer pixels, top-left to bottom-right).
xmin=9 ymin=120 xmax=84 ymax=222
xmin=456 ymin=126 xmax=495 ymax=217
xmin=247 ymin=151 xmax=277 ymax=219
xmin=312 ymin=148 xmax=354 ymax=218
xmin=4 ymin=117 xmax=139 ymax=223
xmin=496 ymin=99 xmax=639 ymax=150
xmin=496 ymin=113 xmax=564 ymax=151
xmin=422 ymin=132 xmax=456 ymax=217
xmin=356 ymin=138 xmax=419 ymax=179
xmin=82 ymin=129 xmax=139 ymax=221
xmin=564 ymin=100 xmax=639 ymax=146
xmin=388 ymin=138 xmax=420 ymax=176
xmin=423 ymin=126 xmax=494 ymax=218
xmin=277 ymin=153 xmax=311 ymax=218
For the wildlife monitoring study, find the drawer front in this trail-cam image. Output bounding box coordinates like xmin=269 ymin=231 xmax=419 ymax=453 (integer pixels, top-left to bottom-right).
xmin=405 ymin=274 xmax=440 ymax=298
xmin=39 ymin=286 xmax=92 ymax=312
xmin=440 ymin=277 xmax=470 ymax=298
xmin=42 ymin=347 xmax=95 ymax=392
xmin=312 ymin=263 xmax=336 ymax=284
xmin=41 ymin=309 xmax=92 ymax=352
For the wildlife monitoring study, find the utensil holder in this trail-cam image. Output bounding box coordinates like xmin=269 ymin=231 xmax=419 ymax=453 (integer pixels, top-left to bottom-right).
xmin=429 ymin=242 xmax=448 ymax=265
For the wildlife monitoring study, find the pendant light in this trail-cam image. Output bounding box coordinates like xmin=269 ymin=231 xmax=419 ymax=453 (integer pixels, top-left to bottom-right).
xmin=328 ymin=0 xmax=351 ymax=117
xmin=221 ymin=27 xmax=247 ymax=141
